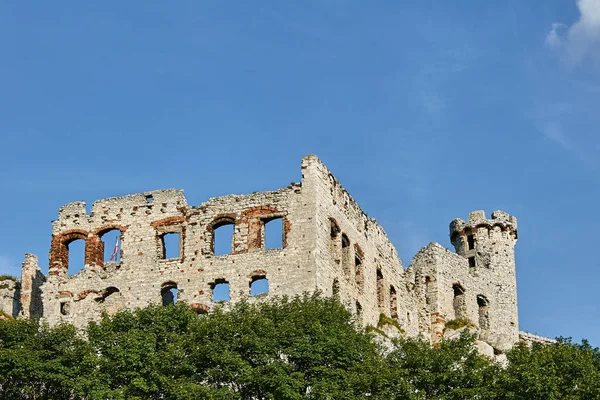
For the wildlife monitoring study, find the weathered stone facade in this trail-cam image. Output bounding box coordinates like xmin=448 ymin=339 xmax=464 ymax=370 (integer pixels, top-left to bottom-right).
xmin=3 ymin=155 xmax=542 ymax=352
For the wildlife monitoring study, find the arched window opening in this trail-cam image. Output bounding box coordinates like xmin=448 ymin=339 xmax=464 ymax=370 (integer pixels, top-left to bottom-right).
xmin=332 ymin=278 xmax=340 ymax=297
xmin=160 ymin=232 xmax=180 ymax=259
xmin=96 ymin=287 xmax=120 ymax=303
xmin=477 ymin=295 xmax=490 ymax=330
xmin=465 ymin=228 xmax=475 ymax=250
xmin=264 ymin=217 xmax=284 ymax=249
xmin=356 ymin=301 xmax=363 ymax=323
xmin=354 ymin=255 xmax=364 ymax=290
xmin=330 ymin=218 xmax=340 ymax=239
xmin=101 ymin=229 xmax=122 ymax=263
xmin=389 ymin=285 xmax=398 ymax=320
xmin=211 ymin=279 xmax=230 ymax=302
xmin=213 ymin=221 xmax=235 ymax=256
xmin=250 ymin=275 xmax=269 ymax=297
xmin=376 ymin=269 xmax=384 ymax=311
xmin=341 ymin=234 xmax=351 ymax=277
xmin=67 ymin=239 xmax=85 ymax=276
xmin=161 ymin=281 xmax=178 ymax=305
xmin=453 ymin=283 xmax=467 ymax=320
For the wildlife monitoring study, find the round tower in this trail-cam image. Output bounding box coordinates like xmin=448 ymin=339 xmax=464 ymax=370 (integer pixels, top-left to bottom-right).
xmin=449 ymin=210 xmax=519 ymax=351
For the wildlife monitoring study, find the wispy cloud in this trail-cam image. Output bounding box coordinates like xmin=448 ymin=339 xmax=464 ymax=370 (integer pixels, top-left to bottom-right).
xmin=537 ymin=120 xmax=598 ymax=170
xmin=545 ymin=0 xmax=600 ymax=66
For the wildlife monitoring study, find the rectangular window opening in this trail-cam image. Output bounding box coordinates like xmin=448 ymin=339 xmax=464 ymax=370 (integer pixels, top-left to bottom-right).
xmin=265 ymin=217 xmax=284 ymax=249
xmin=161 ymin=232 xmax=180 ymax=259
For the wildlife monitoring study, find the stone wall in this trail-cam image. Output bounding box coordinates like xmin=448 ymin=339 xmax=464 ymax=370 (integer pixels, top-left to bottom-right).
xmin=7 ymin=155 xmax=547 ymax=351
xmin=0 ymin=276 xmax=20 ymax=319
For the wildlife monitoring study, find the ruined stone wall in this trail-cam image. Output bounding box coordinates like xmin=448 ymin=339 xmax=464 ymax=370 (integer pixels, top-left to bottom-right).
xmin=13 ymin=155 xmax=534 ymax=351
xmin=42 ymin=173 xmax=320 ymax=327
xmin=0 ymin=277 xmax=20 ymax=319
xmin=303 ymin=156 xmax=412 ymax=331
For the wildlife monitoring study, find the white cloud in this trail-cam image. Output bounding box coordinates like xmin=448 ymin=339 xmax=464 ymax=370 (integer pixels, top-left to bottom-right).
xmin=545 ymin=0 xmax=600 ymax=65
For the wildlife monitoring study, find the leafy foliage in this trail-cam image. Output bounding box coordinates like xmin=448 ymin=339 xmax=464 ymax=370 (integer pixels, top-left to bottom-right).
xmin=0 ymin=295 xmax=598 ymax=399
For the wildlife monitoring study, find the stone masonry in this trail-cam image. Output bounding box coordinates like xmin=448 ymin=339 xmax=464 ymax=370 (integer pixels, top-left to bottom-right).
xmin=2 ymin=155 xmax=542 ymax=352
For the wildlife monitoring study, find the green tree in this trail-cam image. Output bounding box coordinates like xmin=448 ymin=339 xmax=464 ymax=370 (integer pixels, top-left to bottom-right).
xmin=493 ymin=338 xmax=600 ymax=399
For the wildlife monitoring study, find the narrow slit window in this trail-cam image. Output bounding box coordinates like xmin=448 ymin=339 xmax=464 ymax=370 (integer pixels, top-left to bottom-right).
xmin=468 ymin=256 xmax=476 ymax=268
xmin=376 ymin=269 xmax=384 ymax=311
xmin=332 ymin=278 xmax=340 ymax=297
xmin=341 ymin=234 xmax=351 ymax=277
xmin=161 ymin=232 xmax=180 ymax=259
xmin=453 ymin=283 xmax=467 ymax=320
xmin=250 ymin=275 xmax=269 ymax=297
xmin=477 ymin=295 xmax=490 ymax=330
xmin=214 ymin=222 xmax=235 ymax=256
xmin=355 ymin=256 xmax=364 ymax=290
xmin=466 ymin=229 xmax=475 ymax=250
xmin=212 ymin=280 xmax=231 ymax=302
xmin=390 ymin=285 xmax=398 ymax=320
xmin=67 ymin=239 xmax=85 ymax=276
xmin=265 ymin=217 xmax=284 ymax=249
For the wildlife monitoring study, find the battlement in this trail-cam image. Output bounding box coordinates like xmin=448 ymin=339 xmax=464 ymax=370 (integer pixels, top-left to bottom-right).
xmin=450 ymin=210 xmax=518 ymax=237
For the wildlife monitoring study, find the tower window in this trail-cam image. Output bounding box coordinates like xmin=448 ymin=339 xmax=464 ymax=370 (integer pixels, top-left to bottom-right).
xmin=466 ymin=229 xmax=475 ymax=250
xmin=477 ymin=295 xmax=490 ymax=330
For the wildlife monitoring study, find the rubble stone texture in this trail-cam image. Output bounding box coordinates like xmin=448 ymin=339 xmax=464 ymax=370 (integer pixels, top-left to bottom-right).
xmin=3 ymin=155 xmax=547 ymax=352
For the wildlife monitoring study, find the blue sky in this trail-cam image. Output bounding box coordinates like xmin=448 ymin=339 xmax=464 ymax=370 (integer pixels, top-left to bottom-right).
xmin=1 ymin=1 xmax=599 ymax=345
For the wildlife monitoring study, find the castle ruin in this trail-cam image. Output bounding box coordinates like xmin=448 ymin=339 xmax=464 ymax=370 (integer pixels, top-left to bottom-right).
xmin=1 ymin=155 xmax=546 ymax=353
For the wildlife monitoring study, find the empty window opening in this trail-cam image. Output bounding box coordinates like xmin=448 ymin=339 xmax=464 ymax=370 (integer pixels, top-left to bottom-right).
xmin=354 ymin=256 xmax=364 ymax=290
xmin=477 ymin=295 xmax=490 ymax=330
xmin=468 ymin=256 xmax=476 ymax=268
xmin=211 ymin=280 xmax=231 ymax=302
xmin=330 ymin=218 xmax=340 ymax=239
xmin=341 ymin=234 xmax=351 ymax=277
xmin=213 ymin=222 xmax=235 ymax=256
xmin=101 ymin=229 xmax=122 ymax=262
xmin=453 ymin=283 xmax=467 ymax=320
xmin=356 ymin=301 xmax=363 ymax=323
xmin=332 ymin=278 xmax=340 ymax=297
xmin=96 ymin=287 xmax=120 ymax=303
xmin=250 ymin=275 xmax=269 ymax=297
xmin=376 ymin=269 xmax=384 ymax=311
xmin=425 ymin=276 xmax=431 ymax=286
xmin=160 ymin=232 xmax=180 ymax=259
xmin=60 ymin=301 xmax=70 ymax=316
xmin=67 ymin=239 xmax=85 ymax=276
xmin=466 ymin=229 xmax=475 ymax=250
xmin=161 ymin=282 xmax=178 ymax=306
xmin=389 ymin=285 xmax=398 ymax=320
xmin=264 ymin=217 xmax=284 ymax=249
xmin=145 ymin=194 xmax=154 ymax=204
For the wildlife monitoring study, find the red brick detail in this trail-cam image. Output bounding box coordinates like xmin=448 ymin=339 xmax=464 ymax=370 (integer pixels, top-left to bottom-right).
xmin=49 ymin=230 xmax=88 ymax=276
xmin=190 ymin=303 xmax=209 ymax=314
xmin=240 ymin=206 xmax=288 ymax=252
xmin=150 ymin=216 xmax=186 ymax=228
xmin=92 ymin=224 xmax=128 ymax=236
xmin=58 ymin=290 xmax=74 ymax=297
xmin=248 ymin=269 xmax=267 ymax=278
xmin=354 ymin=243 xmax=364 ymax=259
xmin=77 ymin=289 xmax=100 ymax=301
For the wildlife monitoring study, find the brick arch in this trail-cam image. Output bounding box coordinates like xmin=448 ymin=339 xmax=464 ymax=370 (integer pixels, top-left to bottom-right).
xmin=49 ymin=230 xmax=89 ymax=276
xmin=206 ymin=214 xmax=237 ymax=255
xmin=87 ymin=225 xmax=129 ymax=269
xmin=240 ymin=206 xmax=291 ymax=251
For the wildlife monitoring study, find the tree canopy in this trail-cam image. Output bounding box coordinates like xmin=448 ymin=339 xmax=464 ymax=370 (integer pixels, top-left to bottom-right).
xmin=0 ymin=295 xmax=598 ymax=399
